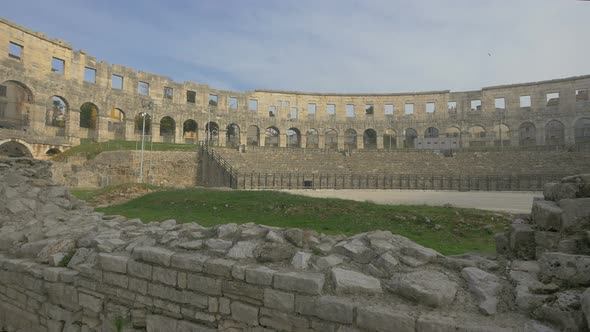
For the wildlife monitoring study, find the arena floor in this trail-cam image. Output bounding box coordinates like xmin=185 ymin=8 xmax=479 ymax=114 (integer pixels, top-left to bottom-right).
xmin=282 ymin=189 xmax=542 ymax=214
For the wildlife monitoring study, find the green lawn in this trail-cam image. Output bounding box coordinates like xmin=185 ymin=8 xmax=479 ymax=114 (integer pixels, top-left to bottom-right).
xmin=53 ymin=140 xmax=197 ymax=161
xmin=81 ymin=188 xmax=510 ymax=255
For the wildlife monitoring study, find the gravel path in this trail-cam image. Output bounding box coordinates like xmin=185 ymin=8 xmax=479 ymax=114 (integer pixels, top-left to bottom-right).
xmin=281 ymin=189 xmax=542 ymax=214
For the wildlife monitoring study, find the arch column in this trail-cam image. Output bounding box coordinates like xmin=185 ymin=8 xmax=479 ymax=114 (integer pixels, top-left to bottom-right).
xmin=152 ymin=123 xmax=161 ymax=143
xmin=240 ymin=131 xmax=248 ymax=146
xmin=377 ymin=135 xmax=384 ymax=149
xmin=300 ymin=134 xmax=307 ymax=148
xmin=357 ymin=133 xmax=364 ymax=150
xmin=337 ymin=133 xmax=344 ymax=150
xmin=218 ymin=129 xmax=227 ymax=147
xmin=124 ymin=118 xmax=135 ymax=141
xmin=279 ymin=133 xmax=287 ymax=148
xmin=175 ymin=124 xmax=183 ymax=144
xmin=318 ymin=134 xmax=325 ymax=149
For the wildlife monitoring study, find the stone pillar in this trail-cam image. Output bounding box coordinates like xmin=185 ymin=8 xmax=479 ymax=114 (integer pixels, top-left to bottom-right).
xmin=218 ymin=129 xmax=227 ymax=147
xmin=318 ymin=134 xmax=325 ymax=149
xmin=300 ymin=134 xmax=307 ymax=149
xmin=239 ymin=131 xmax=248 ymax=146
xmin=68 ymin=110 xmax=81 ymax=139
xmin=152 ymin=123 xmax=161 ymax=143
xmin=124 ymin=118 xmax=135 ymax=142
xmin=279 ymin=133 xmax=287 ymax=148
xmin=377 ymin=135 xmax=384 ymax=149
xmin=337 ymin=133 xmax=344 ymax=150
xmin=175 ymin=124 xmax=183 ymax=144
xmin=97 ymin=115 xmax=110 ymax=142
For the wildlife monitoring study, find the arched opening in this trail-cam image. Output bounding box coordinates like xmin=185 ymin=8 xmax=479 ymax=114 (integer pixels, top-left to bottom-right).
xmin=183 ymin=119 xmax=198 ymax=144
xmin=247 ymin=125 xmax=260 ymax=146
xmin=445 ymin=127 xmax=461 ymax=137
xmin=265 ymin=127 xmax=280 ymax=147
xmin=80 ymin=102 xmax=98 ymax=130
xmin=0 ymin=141 xmax=33 ymax=158
xmin=226 ymin=124 xmax=240 ymax=147
xmin=325 ymin=129 xmax=338 ymax=150
xmin=108 ymin=108 xmax=125 ymax=140
xmin=404 ymin=128 xmax=417 ymax=148
xmin=363 ymin=129 xmax=377 ymax=150
xmin=134 ymin=112 xmax=152 ymax=136
xmin=491 ymin=124 xmax=510 ymax=146
xmin=287 ymin=128 xmax=301 ymax=148
xmin=160 ymin=116 xmax=176 ymax=143
xmin=519 ymin=122 xmax=536 ymax=146
xmin=306 ymin=129 xmax=319 ymax=149
xmin=0 ymin=80 xmax=33 ymax=131
xmin=545 ymin=120 xmax=564 ymax=146
xmin=574 ymin=118 xmax=590 ymax=144
xmin=344 ymin=129 xmax=357 ymax=151
xmin=45 ymin=148 xmax=61 ymax=156
xmin=383 ymin=128 xmax=397 ymax=150
xmin=424 ymin=127 xmax=439 ymax=138
xmin=205 ymin=122 xmax=219 ymax=146
xmin=468 ymin=125 xmax=486 ymax=147
xmin=46 ymin=96 xmax=68 ymax=136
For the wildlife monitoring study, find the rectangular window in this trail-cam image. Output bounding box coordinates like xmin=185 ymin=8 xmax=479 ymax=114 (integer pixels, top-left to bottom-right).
xmin=520 ymin=95 xmax=531 ymax=108
xmin=164 ymin=87 xmax=173 ymax=99
xmin=187 ymin=90 xmax=196 ymax=103
xmin=138 ymin=81 xmax=149 ymax=95
xmin=426 ymin=102 xmax=436 ymax=113
xmin=269 ymin=106 xmax=276 ymax=117
xmin=546 ymin=92 xmax=559 ymax=106
xmin=448 ymin=101 xmax=457 ymax=110
xmin=285 ymin=101 xmax=290 ymax=108
xmin=384 ymin=104 xmax=394 ymax=115
xmin=208 ymin=94 xmax=217 ymax=106
xmin=290 ymin=107 xmax=297 ymax=119
xmin=327 ymin=104 xmax=336 ymax=115
xmin=494 ymin=97 xmax=505 ymax=109
xmin=9 ymin=42 xmax=23 ymax=59
xmin=308 ymin=103 xmax=317 ymax=114
xmin=51 ymin=57 xmax=65 ymax=75
xmin=404 ymin=103 xmax=414 ymax=114
xmin=111 ymin=74 xmax=123 ymax=89
xmin=249 ymin=99 xmax=258 ymax=111
xmin=0 ymin=85 xmax=7 ymax=97
xmin=365 ymin=104 xmax=374 ymax=115
xmin=346 ymin=104 xmax=355 ymax=117
xmin=277 ymin=101 xmax=282 ymax=107
xmin=470 ymin=99 xmax=481 ymax=111
xmin=229 ymin=97 xmax=238 ymax=109
xmin=84 ymin=67 xmax=96 ymax=83
xmin=576 ymin=89 xmax=589 ymax=101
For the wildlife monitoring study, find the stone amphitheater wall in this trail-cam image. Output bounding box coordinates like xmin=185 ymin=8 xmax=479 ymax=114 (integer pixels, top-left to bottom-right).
xmin=1 ymin=17 xmax=590 ymax=154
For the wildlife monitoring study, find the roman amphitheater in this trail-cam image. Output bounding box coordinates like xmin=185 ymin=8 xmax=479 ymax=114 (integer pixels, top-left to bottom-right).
xmin=1 ymin=17 xmax=590 ymax=332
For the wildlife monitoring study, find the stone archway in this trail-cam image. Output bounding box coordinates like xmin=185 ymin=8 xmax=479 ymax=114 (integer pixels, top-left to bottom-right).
xmin=0 ymin=140 xmax=33 ymax=157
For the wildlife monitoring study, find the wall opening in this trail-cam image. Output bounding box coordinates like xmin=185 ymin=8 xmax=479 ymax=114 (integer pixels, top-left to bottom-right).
xmin=346 ymin=104 xmax=355 ymax=118
xmin=363 ymin=128 xmax=377 ymax=150
xmin=494 ymin=98 xmax=505 ymax=110
xmin=164 ymin=87 xmax=174 ymax=100
xmin=344 ymin=129 xmax=357 ymax=150
xmin=470 ymin=100 xmax=481 ymax=111
xmin=249 ymin=99 xmax=258 ymax=111
xmin=520 ymin=95 xmax=531 ymax=109
xmin=79 ymin=102 xmax=98 ymax=130
xmin=0 ymin=81 xmax=33 ymax=131
xmin=226 ymin=124 xmax=240 ymax=148
xmin=108 ymin=108 xmax=125 ymax=139
xmin=269 ymin=106 xmax=276 ymax=117
xmin=365 ymin=104 xmax=374 ymax=115
xmin=384 ymin=104 xmax=394 ymax=116
xmin=134 ymin=112 xmax=152 ymax=135
xmin=183 ymin=119 xmax=198 ymax=143
xmin=111 ymin=75 xmax=123 ymax=89
xmin=327 ymin=104 xmax=336 ymax=115
xmin=46 ymin=148 xmax=61 ymax=156
xmin=187 ymin=91 xmax=196 ymax=104
xmin=306 ymin=129 xmax=319 ymax=148
xmin=290 ymin=107 xmax=298 ymax=119
xmin=0 ymin=141 xmax=33 ymax=158
xmin=404 ymin=103 xmax=414 ymax=115
xmin=138 ymin=82 xmax=149 ymax=96
xmin=576 ymin=89 xmax=589 ymax=102
xmin=448 ymin=101 xmax=457 ymax=111
xmin=8 ymin=42 xmax=22 ymax=60
xmin=247 ymin=125 xmax=260 ymax=146
xmin=308 ymin=103 xmax=316 ymax=116
xmin=160 ymin=116 xmax=176 ymax=143
xmin=574 ymin=118 xmax=590 ymax=144
xmin=425 ymin=127 xmax=439 ymax=138
xmin=404 ymin=128 xmax=417 ymax=148
xmin=518 ymin=122 xmax=536 ymax=146
xmin=46 ymin=96 xmax=68 ymax=135
xmin=229 ymin=97 xmax=238 ymax=109
xmin=84 ymin=67 xmax=96 ymax=83
xmin=325 ymin=129 xmax=338 ymax=150
xmin=545 ymin=120 xmax=564 ymax=146
xmin=51 ymin=57 xmax=65 ymax=75
xmin=205 ymin=122 xmax=219 ymax=146
xmin=383 ymin=129 xmax=397 ymax=150
xmin=265 ymin=127 xmax=280 ymax=147
xmin=546 ymin=92 xmax=559 ymax=107
xmin=425 ymin=102 xmax=435 ymax=113
xmin=287 ymin=128 xmax=301 ymax=148
xmin=208 ymin=94 xmax=217 ymax=107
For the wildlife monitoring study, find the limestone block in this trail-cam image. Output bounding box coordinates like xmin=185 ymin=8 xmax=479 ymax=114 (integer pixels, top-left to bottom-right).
xmin=264 ymin=288 xmax=295 ymax=312
xmin=227 ymin=241 xmax=258 ymax=259
xmin=146 ymin=314 xmax=177 ymax=332
xmin=399 ymin=244 xmax=440 ymax=267
xmin=539 ymin=252 xmax=590 ymax=286
xmin=152 ymin=265 xmax=177 ymax=286
xmin=127 ymin=259 xmax=153 ymax=280
xmin=245 ymin=266 xmax=275 ymax=286
xmin=334 ymin=239 xmax=377 ymax=263
xmin=291 ymin=251 xmax=312 ymax=270
xmin=416 ymin=314 xmax=457 ymax=332
xmin=170 ymin=252 xmax=208 ymax=272
xmin=461 ymin=267 xmax=502 ymax=315
xmin=231 ymin=301 xmax=259 ymax=326
xmin=205 ymin=238 xmax=233 ymax=252
xmin=510 ymin=223 xmax=536 ymax=260
xmin=387 ymin=270 xmax=457 ymax=307
xmin=543 ymin=182 xmax=578 ymax=201
xmin=582 ymin=288 xmax=590 ymax=330
xmin=558 ymin=198 xmax=590 ymax=232
xmin=315 ymin=296 xmax=354 ymax=324
xmin=315 ymin=255 xmax=344 ymax=270
xmin=255 ymin=242 xmax=296 ymax=263
xmin=177 ymin=240 xmax=203 ymax=250
xmin=531 ymin=200 xmax=562 ymax=232
xmin=534 ymin=231 xmax=561 ymax=251
xmin=266 ymin=230 xmax=285 ymax=243
xmin=285 ymin=228 xmax=304 ymax=247
xmin=375 ymin=252 xmax=399 ymax=275
xmin=98 ymin=253 xmax=129 ymax=273
xmin=494 ymin=232 xmax=510 ymax=255
xmin=331 ymin=267 xmax=383 ymax=295
xmin=78 ymin=292 xmax=102 ymax=313
xmin=534 ymin=290 xmax=587 ymax=331
xmin=186 ymin=274 xmax=222 ymax=296
xmin=274 ymin=271 xmax=325 ymax=295
xmin=223 ymin=280 xmax=265 ymax=301
xmin=204 ymin=258 xmax=235 ymax=277
xmin=217 ymin=223 xmax=241 ymax=239
xmin=132 ymin=246 xmax=174 ymax=266
xmin=356 ymin=306 xmax=415 ymax=332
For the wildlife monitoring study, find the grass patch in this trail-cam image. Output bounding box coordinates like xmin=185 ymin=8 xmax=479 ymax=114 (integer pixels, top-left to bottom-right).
xmin=53 ymin=140 xmax=197 ymax=161
xmin=95 ymin=188 xmax=510 ymax=255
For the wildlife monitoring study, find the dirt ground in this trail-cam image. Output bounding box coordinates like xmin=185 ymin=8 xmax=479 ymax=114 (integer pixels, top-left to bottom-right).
xmin=281 ymin=189 xmax=542 ymax=214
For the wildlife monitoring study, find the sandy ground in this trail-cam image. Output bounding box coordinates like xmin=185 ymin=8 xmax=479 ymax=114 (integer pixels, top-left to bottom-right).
xmin=281 ymin=189 xmax=542 ymax=214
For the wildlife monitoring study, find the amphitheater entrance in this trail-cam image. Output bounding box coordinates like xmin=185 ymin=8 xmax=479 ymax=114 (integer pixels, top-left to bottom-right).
xmin=265 ymin=127 xmax=280 ymax=147
xmin=306 ymin=129 xmax=319 ymax=149
xmin=519 ymin=122 xmax=536 ymax=146
xmin=325 ymin=129 xmax=338 ymax=150
xmin=160 ymin=116 xmax=176 ymax=143
xmin=0 ymin=141 xmax=33 ymax=157
xmin=574 ymin=118 xmax=590 ymax=144
xmin=403 ymin=128 xmax=417 ymax=148
xmin=0 ymin=81 xmax=33 ymax=131
xmin=287 ymin=128 xmax=301 ymax=148
xmin=226 ymin=124 xmax=240 ymax=148
xmin=183 ymin=119 xmax=198 ymax=144
xmin=205 ymin=122 xmax=219 ymax=146
xmin=363 ymin=129 xmax=377 ymax=150
xmin=45 ymin=96 xmax=68 ymax=136
xmin=491 ymin=124 xmax=510 ymax=147
xmin=545 ymin=120 xmax=565 ymax=146
xmin=383 ymin=129 xmax=397 ymax=150
xmin=344 ymin=129 xmax=357 ymax=151
xmin=247 ymin=125 xmax=260 ymax=146
xmin=80 ymin=102 xmax=98 ymax=138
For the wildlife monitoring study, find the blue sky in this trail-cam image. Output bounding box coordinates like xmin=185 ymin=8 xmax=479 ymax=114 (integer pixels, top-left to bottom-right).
xmin=3 ymin=0 xmax=589 ymax=93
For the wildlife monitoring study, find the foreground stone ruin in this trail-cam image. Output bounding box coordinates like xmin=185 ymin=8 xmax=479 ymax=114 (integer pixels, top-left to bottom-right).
xmin=1 ymin=158 xmax=589 ymax=331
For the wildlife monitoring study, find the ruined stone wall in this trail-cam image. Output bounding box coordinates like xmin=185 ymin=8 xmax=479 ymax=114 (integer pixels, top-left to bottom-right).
xmin=3 ymin=157 xmax=581 ymax=331
xmin=52 ymin=150 xmax=199 ymax=188
xmin=1 ymin=17 xmax=589 ymax=154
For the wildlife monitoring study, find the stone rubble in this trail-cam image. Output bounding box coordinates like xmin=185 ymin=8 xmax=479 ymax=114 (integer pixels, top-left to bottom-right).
xmin=0 ymin=158 xmax=587 ymax=331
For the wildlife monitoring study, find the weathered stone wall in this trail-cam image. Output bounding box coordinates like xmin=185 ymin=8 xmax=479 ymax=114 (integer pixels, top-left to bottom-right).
xmin=1 ymin=17 xmax=589 ymax=156
xmin=2 ymin=158 xmax=575 ymax=331
xmin=52 ymin=150 xmax=199 ymax=188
